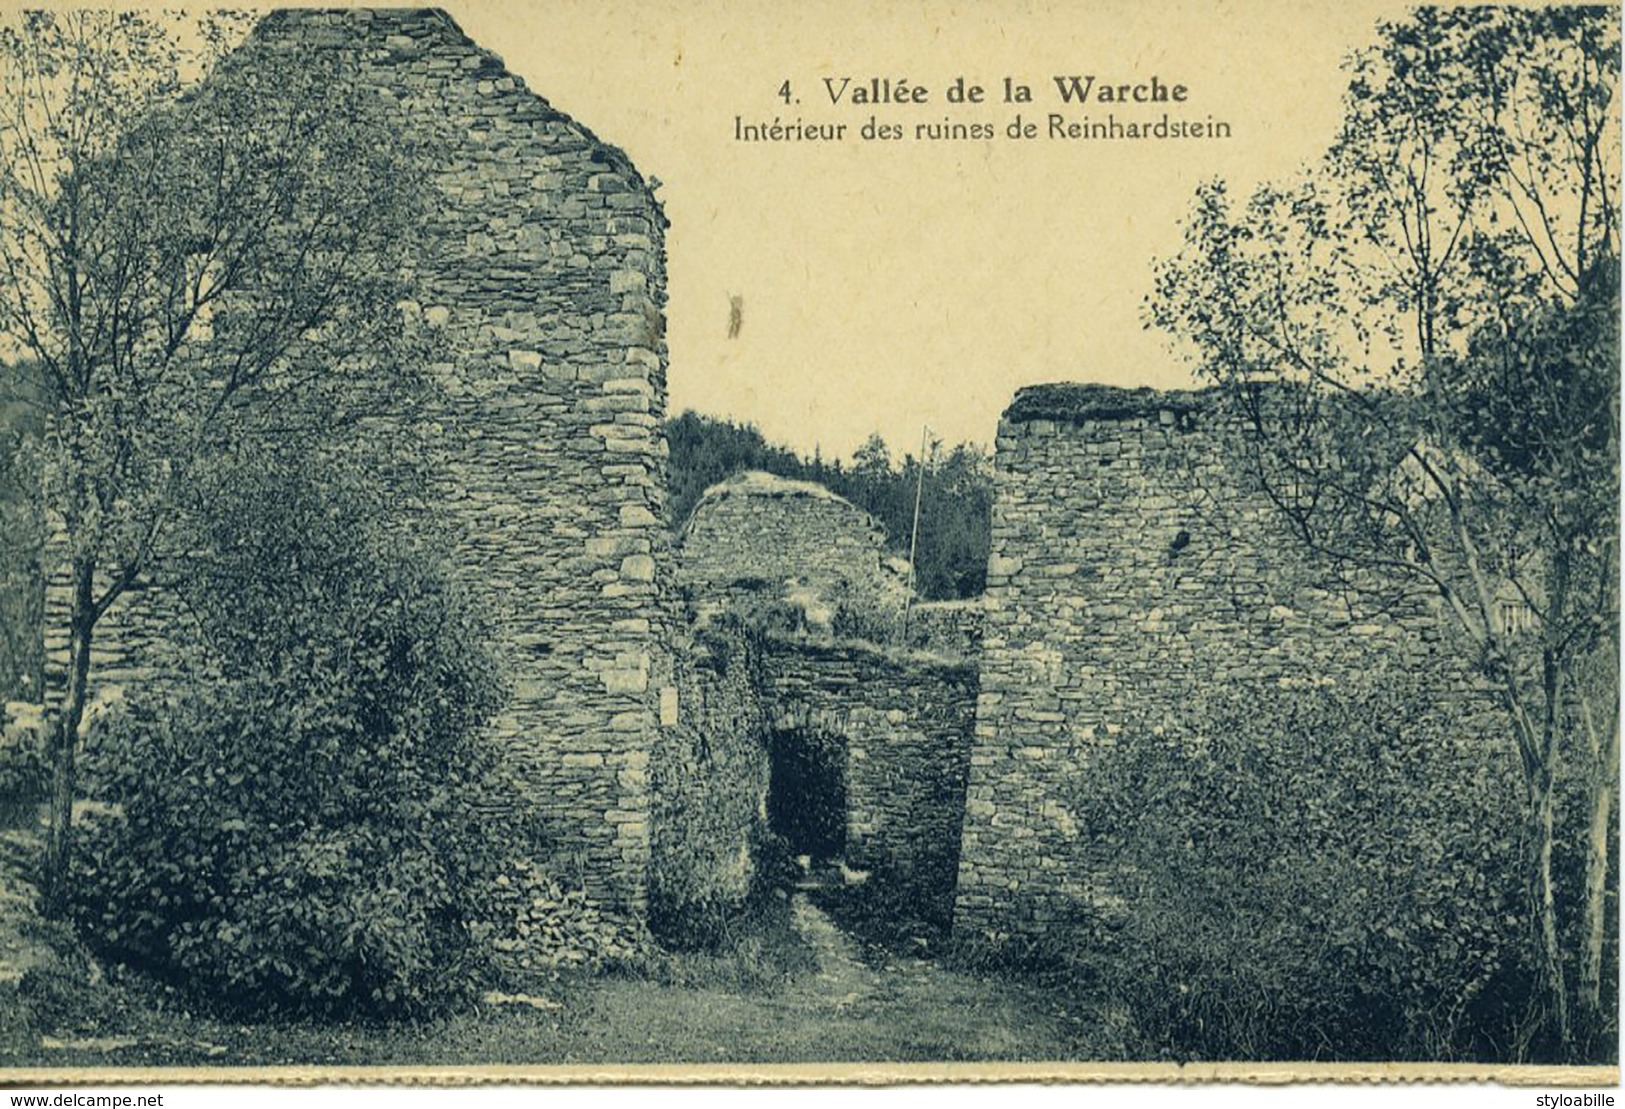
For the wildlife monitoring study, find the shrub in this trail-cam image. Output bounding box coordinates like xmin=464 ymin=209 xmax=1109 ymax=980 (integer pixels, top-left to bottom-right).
xmin=625 ymin=881 xmax=818 ymax=994
xmin=1066 ymin=676 xmax=1529 ymax=1061
xmin=72 ymin=459 xmax=509 ymax=1019
xmin=646 ymin=621 xmax=787 ymax=952
xmin=0 ymin=704 xmax=47 ymax=804
xmin=472 ymin=856 xmax=648 ymax=983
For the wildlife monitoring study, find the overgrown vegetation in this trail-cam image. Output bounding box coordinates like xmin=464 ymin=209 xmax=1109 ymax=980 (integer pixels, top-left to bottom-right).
xmin=665 ymin=411 xmax=993 ymax=600
xmin=1060 ymin=678 xmax=1534 ymax=1061
xmin=70 ymin=456 xmax=512 ymax=1019
xmin=628 ymin=883 xmax=819 ymax=994
xmin=0 ymin=11 xmax=436 ymax=913
xmin=1148 ymin=5 xmax=1619 ymax=1059
xmin=0 ymin=361 xmax=42 ymax=704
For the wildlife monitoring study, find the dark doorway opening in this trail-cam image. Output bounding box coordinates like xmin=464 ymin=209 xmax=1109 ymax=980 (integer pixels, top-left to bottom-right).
xmin=767 ymin=727 xmax=847 ymax=862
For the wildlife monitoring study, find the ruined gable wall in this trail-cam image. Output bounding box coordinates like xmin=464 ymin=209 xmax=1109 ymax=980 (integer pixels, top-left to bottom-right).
xmin=953 ymin=384 xmax=1490 ymax=936
xmin=213 ymin=9 xmax=674 ymax=915
xmin=48 ymin=8 xmax=673 ymax=915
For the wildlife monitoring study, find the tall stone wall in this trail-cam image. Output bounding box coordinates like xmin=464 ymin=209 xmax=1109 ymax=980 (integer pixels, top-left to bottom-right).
xmin=761 ymin=640 xmax=978 ymax=925
xmin=43 ymin=9 xmax=674 ymax=915
xmin=953 ymin=383 xmax=1488 ymax=936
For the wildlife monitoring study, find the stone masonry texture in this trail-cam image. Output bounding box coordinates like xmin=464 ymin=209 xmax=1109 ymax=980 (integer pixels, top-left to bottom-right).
xmin=952 ymin=383 xmax=1496 ymax=936
xmin=42 ymin=8 xmax=674 ymax=916
xmin=672 ymin=470 xmax=981 ymax=923
xmin=676 ymin=471 xmax=911 ymax=640
xmin=759 ymin=638 xmax=978 ymax=926
xmin=17 ymin=12 xmax=1517 ymax=943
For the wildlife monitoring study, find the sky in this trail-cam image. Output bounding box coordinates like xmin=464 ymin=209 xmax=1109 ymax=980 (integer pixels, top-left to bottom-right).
xmin=442 ymin=1 xmax=1419 ymax=460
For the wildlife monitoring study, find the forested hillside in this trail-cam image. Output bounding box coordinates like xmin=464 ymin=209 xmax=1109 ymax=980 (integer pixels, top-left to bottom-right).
xmin=664 ymin=411 xmax=992 ymax=600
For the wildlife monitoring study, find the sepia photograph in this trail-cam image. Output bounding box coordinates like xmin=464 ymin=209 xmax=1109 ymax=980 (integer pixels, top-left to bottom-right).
xmin=0 ymin=0 xmax=1617 ymax=1088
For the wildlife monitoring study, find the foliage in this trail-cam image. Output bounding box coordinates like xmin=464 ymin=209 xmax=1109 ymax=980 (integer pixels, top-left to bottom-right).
xmin=647 ymin=622 xmax=783 ymax=951
xmin=665 ymin=410 xmax=994 ymax=600
xmin=0 ymin=709 xmax=47 ymax=803
xmin=1146 ymin=5 xmax=1619 ymax=1058
xmin=1068 ymin=678 xmax=1529 ymax=1061
xmin=0 ymin=10 xmax=437 ymax=909
xmin=623 ymin=881 xmax=818 ymax=995
xmin=469 ymin=857 xmax=648 ymax=984
xmin=812 ymin=861 xmax=952 ymax=957
xmin=0 ymin=361 xmax=43 ymax=703
xmin=825 ymin=578 xmax=909 ymax=645
xmin=71 ymin=459 xmax=508 ymax=1019
xmin=649 ymin=823 xmax=799 ymax=954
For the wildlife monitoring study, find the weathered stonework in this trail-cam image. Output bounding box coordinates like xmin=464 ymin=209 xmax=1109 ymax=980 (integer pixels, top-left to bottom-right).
xmin=760 ymin=639 xmax=978 ymax=925
xmin=676 ymin=471 xmax=911 ymax=640
xmin=953 ymin=383 xmax=1491 ymax=935
xmin=672 ymin=470 xmax=980 ymax=923
xmin=648 ymin=617 xmax=772 ymax=938
xmin=44 ymin=9 xmax=674 ymax=916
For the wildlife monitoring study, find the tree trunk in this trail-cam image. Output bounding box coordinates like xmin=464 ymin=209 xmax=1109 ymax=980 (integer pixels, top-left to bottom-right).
xmin=1577 ymin=688 xmax=1619 ymax=1053
xmin=41 ymin=558 xmax=94 ymax=918
xmin=1527 ymin=752 xmax=1571 ymax=1059
xmin=1519 ymin=559 xmax=1573 ymax=1061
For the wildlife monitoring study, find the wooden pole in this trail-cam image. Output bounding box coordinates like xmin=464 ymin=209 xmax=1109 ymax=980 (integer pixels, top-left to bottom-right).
xmin=902 ymin=424 xmax=927 ymax=644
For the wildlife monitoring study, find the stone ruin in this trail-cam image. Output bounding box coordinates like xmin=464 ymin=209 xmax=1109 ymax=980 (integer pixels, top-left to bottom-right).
xmin=951 ymin=383 xmax=1498 ymax=936
xmin=17 ymin=9 xmax=981 ymax=938
xmin=668 ymin=473 xmax=980 ymax=929
xmin=675 ymin=470 xmax=912 ymax=640
xmin=4 ymin=10 xmax=1504 ymax=949
xmin=37 ymin=7 xmax=676 ymax=917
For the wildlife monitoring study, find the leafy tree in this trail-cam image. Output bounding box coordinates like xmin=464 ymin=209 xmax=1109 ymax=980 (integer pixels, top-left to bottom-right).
xmin=1148 ymin=6 xmax=1618 ymax=1059
xmin=0 ymin=13 xmax=432 ymax=911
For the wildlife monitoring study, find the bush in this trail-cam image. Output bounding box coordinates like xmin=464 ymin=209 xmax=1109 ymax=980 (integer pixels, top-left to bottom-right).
xmin=0 ymin=704 xmax=47 ymax=804
xmin=72 ymin=460 xmax=510 ymax=1019
xmin=1067 ymin=676 xmax=1529 ymax=1061
xmin=624 ymin=884 xmax=818 ymax=994
xmin=472 ymin=856 xmax=648 ymax=983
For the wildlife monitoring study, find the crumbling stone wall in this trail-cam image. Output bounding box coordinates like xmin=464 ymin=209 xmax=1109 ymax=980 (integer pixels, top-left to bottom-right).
xmin=903 ymin=599 xmax=984 ymax=660
xmin=677 ymin=471 xmax=911 ymax=641
xmin=762 ymin=639 xmax=978 ymax=925
xmin=953 ymin=384 xmax=1491 ymax=935
xmin=648 ymin=617 xmax=772 ymax=942
xmin=43 ymin=8 xmax=673 ymax=915
xmin=672 ymin=469 xmax=979 ymax=923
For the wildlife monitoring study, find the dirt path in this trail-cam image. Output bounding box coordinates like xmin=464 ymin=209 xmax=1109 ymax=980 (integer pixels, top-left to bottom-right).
xmin=561 ymin=894 xmax=1117 ymax=1064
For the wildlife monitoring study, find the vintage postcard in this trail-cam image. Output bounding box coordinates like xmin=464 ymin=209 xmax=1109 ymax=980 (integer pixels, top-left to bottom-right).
xmin=0 ymin=0 xmax=1617 ymax=1092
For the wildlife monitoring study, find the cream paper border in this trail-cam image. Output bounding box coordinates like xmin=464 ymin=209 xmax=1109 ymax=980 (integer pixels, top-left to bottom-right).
xmin=0 ymin=0 xmax=1619 ymax=1088
xmin=0 ymin=1062 xmax=1618 ymax=1086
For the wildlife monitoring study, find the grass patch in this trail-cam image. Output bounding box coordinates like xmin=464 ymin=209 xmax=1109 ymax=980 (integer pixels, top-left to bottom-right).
xmin=613 ymin=890 xmax=818 ymax=993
